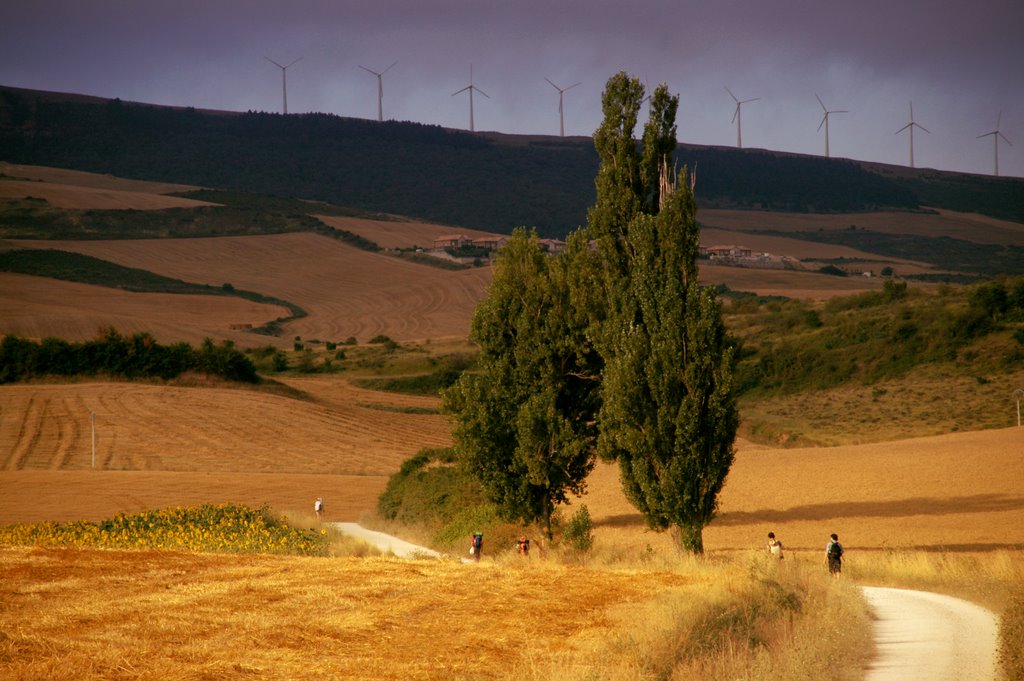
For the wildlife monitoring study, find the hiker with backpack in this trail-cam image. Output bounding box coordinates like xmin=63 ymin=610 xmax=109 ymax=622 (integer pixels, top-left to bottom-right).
xmin=826 ymin=533 xmax=844 ymax=577
xmin=470 ymin=531 xmax=483 ymax=562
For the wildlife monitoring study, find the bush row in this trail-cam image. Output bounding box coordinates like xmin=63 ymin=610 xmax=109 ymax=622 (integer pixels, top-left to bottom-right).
xmin=0 ymin=330 xmax=258 ymax=383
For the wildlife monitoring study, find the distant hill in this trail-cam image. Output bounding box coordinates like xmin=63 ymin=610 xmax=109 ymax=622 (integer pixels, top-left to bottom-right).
xmin=1 ymin=85 xmax=1022 ymax=237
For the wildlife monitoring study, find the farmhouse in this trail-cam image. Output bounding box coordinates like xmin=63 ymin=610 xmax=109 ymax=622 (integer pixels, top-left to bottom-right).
xmin=702 ymin=245 xmax=753 ymax=259
xmin=432 ymin=234 xmax=473 ymax=249
xmin=538 ymin=238 xmax=566 ymax=254
xmin=471 ymin=236 xmax=507 ymax=250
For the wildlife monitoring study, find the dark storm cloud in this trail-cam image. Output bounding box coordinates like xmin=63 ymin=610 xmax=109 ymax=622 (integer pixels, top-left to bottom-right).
xmin=2 ymin=0 xmax=1022 ymax=176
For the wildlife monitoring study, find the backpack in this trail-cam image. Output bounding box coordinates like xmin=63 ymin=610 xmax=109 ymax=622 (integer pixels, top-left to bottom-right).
xmin=828 ymin=541 xmax=843 ymax=559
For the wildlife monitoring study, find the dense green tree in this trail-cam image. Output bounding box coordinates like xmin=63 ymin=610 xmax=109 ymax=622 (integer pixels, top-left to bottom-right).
xmin=588 ymin=73 xmax=739 ymax=553
xmin=442 ymin=229 xmax=601 ymax=539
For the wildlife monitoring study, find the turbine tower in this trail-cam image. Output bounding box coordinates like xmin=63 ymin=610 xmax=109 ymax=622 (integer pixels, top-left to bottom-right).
xmin=544 ymin=77 xmax=581 ymax=137
xmin=264 ymin=56 xmax=302 ymax=115
xmin=452 ymin=64 xmax=489 ymax=132
xmin=359 ymin=61 xmax=398 ymax=122
xmin=894 ymin=101 xmax=929 ymax=168
xmin=977 ymin=111 xmax=1012 ymax=177
xmin=816 ymin=94 xmax=848 ymax=158
xmin=726 ymin=86 xmax=759 ymax=149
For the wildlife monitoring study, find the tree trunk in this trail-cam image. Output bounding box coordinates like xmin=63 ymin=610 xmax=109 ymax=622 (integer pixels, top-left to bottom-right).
xmin=675 ymin=522 xmax=704 ymax=554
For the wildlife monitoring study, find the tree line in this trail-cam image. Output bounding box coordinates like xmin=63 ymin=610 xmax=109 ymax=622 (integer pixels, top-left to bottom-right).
xmin=0 ymin=330 xmax=258 ymax=384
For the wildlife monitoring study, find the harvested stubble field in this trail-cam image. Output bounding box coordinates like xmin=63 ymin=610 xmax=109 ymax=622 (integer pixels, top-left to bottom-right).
xmin=0 ymin=547 xmax=706 ymax=681
xmin=0 ymin=376 xmax=451 ymax=524
xmin=2 ymin=375 xmax=1022 ymax=556
xmin=5 ymin=233 xmax=492 ymax=346
xmin=0 ymin=270 xmax=288 ymax=348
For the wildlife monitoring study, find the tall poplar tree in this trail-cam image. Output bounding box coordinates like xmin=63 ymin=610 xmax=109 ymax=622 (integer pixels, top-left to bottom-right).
xmin=587 ymin=73 xmax=739 ymax=553
xmin=442 ymin=229 xmax=601 ymax=539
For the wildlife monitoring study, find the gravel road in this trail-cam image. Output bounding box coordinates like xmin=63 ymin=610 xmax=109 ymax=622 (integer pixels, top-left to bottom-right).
xmin=328 ymin=522 xmax=443 ymax=559
xmin=861 ymin=586 xmax=999 ymax=681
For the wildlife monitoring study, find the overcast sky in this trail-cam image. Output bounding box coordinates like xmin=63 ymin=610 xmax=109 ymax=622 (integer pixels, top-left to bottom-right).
xmin=3 ymin=0 xmax=1022 ymax=178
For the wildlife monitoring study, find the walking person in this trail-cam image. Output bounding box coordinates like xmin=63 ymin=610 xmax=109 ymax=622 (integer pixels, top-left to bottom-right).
xmin=826 ymin=533 xmax=844 ymax=577
xmin=314 ymin=497 xmax=324 ymax=522
xmin=470 ymin=531 xmax=483 ymax=562
xmin=766 ymin=531 xmax=783 ymax=559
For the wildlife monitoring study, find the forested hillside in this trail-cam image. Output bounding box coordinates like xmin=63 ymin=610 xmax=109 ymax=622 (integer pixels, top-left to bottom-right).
xmin=2 ymin=85 xmax=1022 ymax=236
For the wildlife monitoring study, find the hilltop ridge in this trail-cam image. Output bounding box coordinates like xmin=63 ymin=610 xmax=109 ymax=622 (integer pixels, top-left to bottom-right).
xmin=2 ymin=84 xmax=1022 ymax=237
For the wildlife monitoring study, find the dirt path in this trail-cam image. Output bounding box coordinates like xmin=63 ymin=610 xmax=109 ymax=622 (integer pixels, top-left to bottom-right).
xmin=861 ymin=587 xmax=999 ymax=680
xmin=328 ymin=522 xmax=443 ymax=559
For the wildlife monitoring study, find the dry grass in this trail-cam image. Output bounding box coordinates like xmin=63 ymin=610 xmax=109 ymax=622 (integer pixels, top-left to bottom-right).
xmin=740 ymin=368 xmax=1024 ymax=446
xmin=0 ymin=547 xmax=700 ymax=681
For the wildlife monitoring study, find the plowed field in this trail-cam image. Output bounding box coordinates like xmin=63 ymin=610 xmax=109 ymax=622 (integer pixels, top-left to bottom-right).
xmin=0 ymin=376 xmax=451 ymax=523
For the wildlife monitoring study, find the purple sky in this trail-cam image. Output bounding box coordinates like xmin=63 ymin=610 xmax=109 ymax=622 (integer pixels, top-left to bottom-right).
xmin=3 ymin=0 xmax=1022 ymax=178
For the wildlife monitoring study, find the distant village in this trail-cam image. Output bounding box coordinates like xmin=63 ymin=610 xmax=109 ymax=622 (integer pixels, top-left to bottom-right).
xmin=426 ymin=234 xmax=808 ymax=271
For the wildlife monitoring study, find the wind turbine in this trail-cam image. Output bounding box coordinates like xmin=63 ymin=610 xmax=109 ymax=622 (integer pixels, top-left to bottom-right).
xmin=894 ymin=101 xmax=929 ymax=168
xmin=544 ymin=77 xmax=580 ymax=137
xmin=451 ymin=64 xmax=490 ymax=132
xmin=977 ymin=111 xmax=1012 ymax=177
xmin=725 ymin=87 xmax=759 ymax=149
xmin=264 ymin=56 xmax=302 ymax=115
xmin=816 ymin=94 xmax=848 ymax=158
xmin=359 ymin=61 xmax=398 ymax=122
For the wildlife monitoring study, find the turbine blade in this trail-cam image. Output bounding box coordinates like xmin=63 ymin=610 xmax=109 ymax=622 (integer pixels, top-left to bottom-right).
xmin=476 ymin=87 xmax=491 ymax=99
xmin=977 ymin=131 xmax=995 ymax=139
xmin=452 ymin=86 xmax=470 ymax=96
xmin=1000 ymin=132 xmax=1013 ymax=146
xmin=835 ymin=110 xmax=849 ymax=114
xmin=896 ymin=123 xmax=912 ymax=134
xmin=264 ymin=56 xmax=284 ymax=69
xmin=285 ymin=57 xmax=303 ymax=69
xmin=567 ymin=82 xmax=582 ymax=90
xmin=917 ymin=123 xmax=931 ymax=134
xmin=545 ymin=77 xmax=559 ymax=90
xmin=731 ymin=105 xmax=739 ymax=124
xmin=725 ymin=86 xmax=738 ymax=102
xmin=358 ymin=65 xmax=378 ymax=76
xmin=382 ymin=60 xmax=398 ymax=74
xmin=818 ymin=114 xmax=827 ymax=132
xmin=815 ymin=93 xmax=826 ymax=111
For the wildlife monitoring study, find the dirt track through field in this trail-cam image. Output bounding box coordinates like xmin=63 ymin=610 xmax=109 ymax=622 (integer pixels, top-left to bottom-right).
xmin=861 ymin=587 xmax=998 ymax=680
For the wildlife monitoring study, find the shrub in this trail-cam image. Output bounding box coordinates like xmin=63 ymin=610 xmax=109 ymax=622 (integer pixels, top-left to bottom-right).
xmin=377 ymin=448 xmax=482 ymax=526
xmin=562 ymin=504 xmax=594 ymax=554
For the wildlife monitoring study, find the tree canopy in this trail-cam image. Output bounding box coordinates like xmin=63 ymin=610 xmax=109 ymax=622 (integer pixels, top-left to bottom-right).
xmin=442 ymin=229 xmax=601 ymax=539
xmin=587 ymin=73 xmax=739 ymax=553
